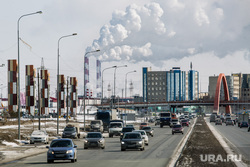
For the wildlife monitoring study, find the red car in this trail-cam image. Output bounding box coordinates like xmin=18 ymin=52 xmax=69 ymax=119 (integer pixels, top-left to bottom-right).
xmin=172 ymin=124 xmax=184 ymax=135
xmin=181 ymin=119 xmax=189 ymax=127
xmin=139 ymin=123 xmax=149 ymax=130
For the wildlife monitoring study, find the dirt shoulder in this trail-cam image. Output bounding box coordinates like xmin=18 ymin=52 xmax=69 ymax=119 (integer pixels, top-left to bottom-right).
xmin=176 ymin=117 xmax=236 ymax=167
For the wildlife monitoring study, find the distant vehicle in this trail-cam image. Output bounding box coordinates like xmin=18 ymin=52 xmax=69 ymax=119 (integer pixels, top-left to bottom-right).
xmin=30 ymin=130 xmax=49 ymax=144
xmin=47 ymin=138 xmax=77 ymax=163
xmin=120 ymin=127 xmax=135 ymax=140
xmin=238 ymin=113 xmax=249 ymax=127
xmin=126 ymin=124 xmax=134 ymax=128
xmin=172 ymin=124 xmax=184 ymax=135
xmin=226 ymin=119 xmax=234 ymax=126
xmin=133 ymin=130 xmax=148 ymax=145
xmin=148 ymin=118 xmax=155 ymax=123
xmin=84 ymin=132 xmax=105 ymax=149
xmin=121 ymin=132 xmax=145 ymax=151
xmin=215 ymin=119 xmax=222 ymax=125
xmin=155 ymin=118 xmax=160 ymax=126
xmin=170 ymin=119 xmax=179 ymax=128
xmin=160 ymin=112 xmax=171 ymax=128
xmin=181 ymin=119 xmax=189 ymax=127
xmin=109 ymin=122 xmax=123 ymax=137
xmin=240 ymin=121 xmax=249 ymax=128
xmin=139 ymin=122 xmax=149 ymax=130
xmin=90 ymin=120 xmax=103 ymax=132
xmin=225 ymin=114 xmax=232 ymax=123
xmin=141 ymin=126 xmax=154 ymax=137
xmin=210 ymin=113 xmax=217 ymax=123
xmin=62 ymin=124 xmax=80 ymax=139
xmin=95 ymin=109 xmax=117 ymax=132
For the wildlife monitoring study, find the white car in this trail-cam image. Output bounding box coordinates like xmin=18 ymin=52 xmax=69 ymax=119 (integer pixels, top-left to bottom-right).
xmin=133 ymin=130 xmax=149 ymax=146
xmin=30 ymin=130 xmax=49 ymax=144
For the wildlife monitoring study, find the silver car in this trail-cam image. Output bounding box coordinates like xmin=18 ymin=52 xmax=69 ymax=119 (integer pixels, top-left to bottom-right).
xmin=30 ymin=130 xmax=49 ymax=144
xmin=84 ymin=132 xmax=105 ymax=149
xmin=133 ymin=130 xmax=149 ymax=145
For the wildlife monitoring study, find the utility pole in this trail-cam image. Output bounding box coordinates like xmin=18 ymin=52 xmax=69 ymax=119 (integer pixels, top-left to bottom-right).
xmin=66 ymin=77 xmax=69 ymax=123
xmin=38 ymin=71 xmax=41 ymax=130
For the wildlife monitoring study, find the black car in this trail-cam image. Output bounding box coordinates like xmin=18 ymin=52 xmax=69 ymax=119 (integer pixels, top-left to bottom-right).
xmin=141 ymin=126 xmax=154 ymax=137
xmin=120 ymin=127 xmax=135 ymax=140
xmin=121 ymin=132 xmax=145 ymax=151
xmin=240 ymin=122 xmax=249 ymax=128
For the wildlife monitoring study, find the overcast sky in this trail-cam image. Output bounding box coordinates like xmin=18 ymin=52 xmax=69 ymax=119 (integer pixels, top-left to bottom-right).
xmin=1 ymin=0 xmax=250 ymax=98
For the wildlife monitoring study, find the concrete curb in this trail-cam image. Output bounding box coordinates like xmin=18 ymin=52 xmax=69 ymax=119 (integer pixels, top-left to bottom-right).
xmin=205 ymin=118 xmax=248 ymax=167
xmin=167 ymin=117 xmax=197 ymax=167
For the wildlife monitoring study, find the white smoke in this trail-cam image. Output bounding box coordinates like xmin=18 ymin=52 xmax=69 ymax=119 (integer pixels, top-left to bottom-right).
xmin=86 ymin=0 xmax=250 ymax=65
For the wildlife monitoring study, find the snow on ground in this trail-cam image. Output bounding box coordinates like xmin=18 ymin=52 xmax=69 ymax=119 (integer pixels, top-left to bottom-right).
xmin=2 ymin=141 xmax=19 ymax=147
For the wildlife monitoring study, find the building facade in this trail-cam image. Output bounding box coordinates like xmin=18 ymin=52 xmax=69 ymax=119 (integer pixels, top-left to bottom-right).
xmin=142 ymin=67 xmax=199 ymax=102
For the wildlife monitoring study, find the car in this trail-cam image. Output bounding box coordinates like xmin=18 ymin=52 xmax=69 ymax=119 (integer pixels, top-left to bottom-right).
xmin=120 ymin=127 xmax=135 ymax=140
xmin=215 ymin=119 xmax=222 ymax=125
xmin=226 ymin=119 xmax=234 ymax=126
xmin=126 ymin=124 xmax=134 ymax=128
xmin=172 ymin=124 xmax=184 ymax=135
xmin=240 ymin=121 xmax=249 ymax=128
xmin=30 ymin=130 xmax=49 ymax=144
xmin=181 ymin=119 xmax=189 ymax=127
xmin=170 ymin=119 xmax=180 ymax=128
xmin=155 ymin=118 xmax=160 ymax=126
xmin=141 ymin=126 xmax=154 ymax=137
xmin=62 ymin=124 xmax=80 ymax=139
xmin=133 ymin=130 xmax=149 ymax=145
xmin=84 ymin=132 xmax=105 ymax=149
xmin=148 ymin=118 xmax=155 ymax=123
xmin=121 ymin=132 xmax=145 ymax=151
xmin=139 ymin=123 xmax=149 ymax=130
xmin=46 ymin=138 xmax=77 ymax=163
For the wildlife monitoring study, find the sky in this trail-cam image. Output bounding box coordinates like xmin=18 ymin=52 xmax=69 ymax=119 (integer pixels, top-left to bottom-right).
xmin=1 ymin=0 xmax=250 ymax=99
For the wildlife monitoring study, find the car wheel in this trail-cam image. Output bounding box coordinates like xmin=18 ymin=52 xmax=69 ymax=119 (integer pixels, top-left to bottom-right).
xmin=101 ymin=146 xmax=105 ymax=149
xmin=172 ymin=133 xmax=174 ymax=135
xmin=47 ymin=160 xmax=53 ymax=163
xmin=182 ymin=132 xmax=183 ymax=134
xmin=84 ymin=147 xmax=88 ymax=149
xmin=146 ymin=143 xmax=148 ymax=146
xmin=121 ymin=148 xmax=125 ymax=151
xmin=71 ymin=154 xmax=75 ymax=163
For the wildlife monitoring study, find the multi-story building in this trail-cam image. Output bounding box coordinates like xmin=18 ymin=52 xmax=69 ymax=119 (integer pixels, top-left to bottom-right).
xmin=142 ymin=67 xmax=199 ymax=102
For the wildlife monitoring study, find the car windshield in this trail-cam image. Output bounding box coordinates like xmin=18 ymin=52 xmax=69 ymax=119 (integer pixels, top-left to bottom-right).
xmin=172 ymin=120 xmax=178 ymax=122
xmin=182 ymin=120 xmax=187 ymax=122
xmin=141 ymin=123 xmax=147 ymax=125
xmin=64 ymin=127 xmax=76 ymax=132
xmin=134 ymin=131 xmax=146 ymax=135
xmin=142 ymin=127 xmax=151 ymax=130
xmin=87 ymin=133 xmax=102 ymax=138
xmin=50 ymin=140 xmax=72 ymax=147
xmin=91 ymin=121 xmax=100 ymax=124
xmin=32 ymin=131 xmax=45 ymax=136
xmin=173 ymin=125 xmax=182 ymax=128
xmin=124 ymin=133 xmax=141 ymax=139
xmin=110 ymin=123 xmax=122 ymax=128
xmin=122 ymin=128 xmax=133 ymax=132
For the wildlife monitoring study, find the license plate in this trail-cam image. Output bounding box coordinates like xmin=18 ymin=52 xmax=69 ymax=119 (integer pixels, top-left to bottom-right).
xmin=55 ymin=154 xmax=65 ymax=158
xmin=128 ymin=145 xmax=136 ymax=148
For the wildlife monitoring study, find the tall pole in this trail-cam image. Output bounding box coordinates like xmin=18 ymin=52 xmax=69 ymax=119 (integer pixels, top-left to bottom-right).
xmin=113 ymin=65 xmax=127 ymax=109
xmin=57 ymin=33 xmax=77 ymax=135
xmin=83 ymin=50 xmax=100 ymax=131
xmin=17 ymin=11 xmax=42 ymax=140
xmin=66 ymin=76 xmax=69 ymax=123
xmin=38 ymin=71 xmax=41 ymax=130
xmin=101 ymin=66 xmax=117 ymax=109
xmin=124 ymin=70 xmax=136 ymax=125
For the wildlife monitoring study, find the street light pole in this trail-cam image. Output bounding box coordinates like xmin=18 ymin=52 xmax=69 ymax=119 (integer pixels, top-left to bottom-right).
xmin=113 ymin=65 xmax=127 ymax=109
xmin=17 ymin=11 xmax=42 ymax=140
xmin=57 ymin=33 xmax=77 ymax=135
xmin=101 ymin=66 xmax=117 ymax=109
xmin=124 ymin=70 xmax=136 ymax=125
xmin=83 ymin=50 xmax=100 ymax=131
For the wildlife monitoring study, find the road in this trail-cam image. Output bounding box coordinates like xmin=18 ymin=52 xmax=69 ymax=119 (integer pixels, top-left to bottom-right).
xmin=2 ymin=122 xmax=193 ymax=167
xmin=206 ymin=118 xmax=250 ymax=164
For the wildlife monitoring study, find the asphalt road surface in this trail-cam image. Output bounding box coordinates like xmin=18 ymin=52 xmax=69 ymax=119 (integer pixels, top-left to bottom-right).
xmin=206 ymin=118 xmax=250 ymax=164
xmin=2 ymin=123 xmax=193 ymax=167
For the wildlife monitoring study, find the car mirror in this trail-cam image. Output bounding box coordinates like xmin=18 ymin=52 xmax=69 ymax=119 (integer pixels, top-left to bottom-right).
xmin=74 ymin=145 xmax=77 ymax=148
xmin=46 ymin=146 xmax=49 ymax=149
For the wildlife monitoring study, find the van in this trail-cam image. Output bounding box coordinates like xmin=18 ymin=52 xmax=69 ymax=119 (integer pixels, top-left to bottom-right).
xmin=210 ymin=114 xmax=217 ymax=123
xmin=62 ymin=123 xmax=80 ymax=139
xmin=90 ymin=120 xmax=103 ymax=132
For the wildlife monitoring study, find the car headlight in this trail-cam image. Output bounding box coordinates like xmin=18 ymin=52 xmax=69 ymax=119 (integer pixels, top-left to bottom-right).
xmin=66 ymin=150 xmax=73 ymax=154
xmin=138 ymin=141 xmax=142 ymax=144
xmin=98 ymin=139 xmax=104 ymax=143
xmin=48 ymin=150 xmax=54 ymax=154
xmin=84 ymin=140 xmax=88 ymax=143
xmin=121 ymin=141 xmax=125 ymax=144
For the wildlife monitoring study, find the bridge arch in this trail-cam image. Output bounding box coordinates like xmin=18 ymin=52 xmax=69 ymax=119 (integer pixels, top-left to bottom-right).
xmin=213 ymin=73 xmax=231 ymax=114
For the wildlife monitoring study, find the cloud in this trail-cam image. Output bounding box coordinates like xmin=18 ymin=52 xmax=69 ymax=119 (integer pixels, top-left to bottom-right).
xmin=86 ymin=0 xmax=250 ymax=66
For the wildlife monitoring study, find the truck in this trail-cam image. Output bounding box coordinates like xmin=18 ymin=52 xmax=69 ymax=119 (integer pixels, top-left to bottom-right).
xmin=238 ymin=113 xmax=249 ymax=127
xmin=108 ymin=120 xmax=124 ymax=137
xmin=160 ymin=112 xmax=171 ymax=128
xmin=95 ymin=109 xmax=117 ymax=132
xmin=62 ymin=123 xmax=80 ymax=139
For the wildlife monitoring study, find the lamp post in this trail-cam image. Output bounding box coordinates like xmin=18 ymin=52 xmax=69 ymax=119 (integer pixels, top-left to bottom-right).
xmin=17 ymin=11 xmax=42 ymax=140
xmin=57 ymin=33 xmax=77 ymax=135
xmin=101 ymin=66 xmax=117 ymax=109
xmin=113 ymin=65 xmax=127 ymax=109
xmin=83 ymin=50 xmax=100 ymax=131
xmin=124 ymin=70 xmax=136 ymax=125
